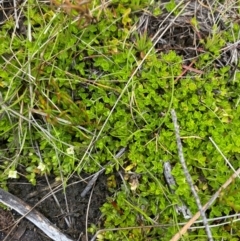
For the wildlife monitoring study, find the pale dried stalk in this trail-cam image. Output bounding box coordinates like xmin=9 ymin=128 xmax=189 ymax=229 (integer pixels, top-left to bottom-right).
xmin=171 ymin=167 xmax=240 ymax=241
xmin=171 ymin=109 xmax=213 ymax=241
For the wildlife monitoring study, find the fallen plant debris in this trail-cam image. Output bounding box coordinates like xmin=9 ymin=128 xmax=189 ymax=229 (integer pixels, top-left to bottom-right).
xmin=0 ymin=174 xmax=110 ymax=240
xmin=163 ymin=161 xmax=192 ymax=219
xmin=171 ymin=109 xmax=213 ymax=240
xmin=0 ymin=187 xmax=74 ymax=241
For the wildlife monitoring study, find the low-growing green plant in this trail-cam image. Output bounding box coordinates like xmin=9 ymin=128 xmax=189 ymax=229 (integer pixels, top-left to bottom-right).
xmin=0 ymin=0 xmax=240 ymax=240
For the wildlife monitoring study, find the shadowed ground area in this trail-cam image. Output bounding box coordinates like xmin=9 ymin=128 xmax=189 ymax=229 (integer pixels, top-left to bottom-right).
xmin=0 ymin=174 xmax=109 ymax=241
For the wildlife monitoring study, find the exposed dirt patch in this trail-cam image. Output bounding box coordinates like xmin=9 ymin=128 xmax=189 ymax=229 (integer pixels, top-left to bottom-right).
xmin=0 ymin=174 xmax=110 ymax=241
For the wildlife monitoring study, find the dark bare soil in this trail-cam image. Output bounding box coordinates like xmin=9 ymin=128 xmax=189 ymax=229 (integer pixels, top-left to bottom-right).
xmin=0 ymin=174 xmax=109 ymax=241
xmin=0 ymin=2 xmax=110 ymax=240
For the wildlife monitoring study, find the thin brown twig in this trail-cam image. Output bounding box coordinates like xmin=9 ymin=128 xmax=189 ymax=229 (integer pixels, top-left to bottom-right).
xmin=182 ymin=64 xmax=204 ymax=74
xmin=175 ymin=59 xmax=198 ymax=82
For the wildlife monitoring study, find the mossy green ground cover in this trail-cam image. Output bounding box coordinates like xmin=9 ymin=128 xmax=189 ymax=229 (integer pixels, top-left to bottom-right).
xmin=0 ymin=0 xmax=240 ymax=240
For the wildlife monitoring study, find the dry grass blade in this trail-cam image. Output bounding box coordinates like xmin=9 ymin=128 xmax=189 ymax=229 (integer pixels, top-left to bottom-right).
xmin=170 ymin=167 xmax=240 ymax=241
xmin=93 ymin=0 xmax=190 ymax=145
xmin=209 ymin=137 xmax=240 ymax=177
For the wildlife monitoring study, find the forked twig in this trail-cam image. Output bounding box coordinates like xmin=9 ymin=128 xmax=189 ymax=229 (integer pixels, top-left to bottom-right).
xmin=171 ymin=109 xmax=213 ymax=240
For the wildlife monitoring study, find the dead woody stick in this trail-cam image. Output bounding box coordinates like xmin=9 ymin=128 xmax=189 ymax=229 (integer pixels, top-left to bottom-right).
xmin=171 ymin=109 xmax=213 ymax=241
xmin=0 ymin=188 xmax=74 ymax=241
